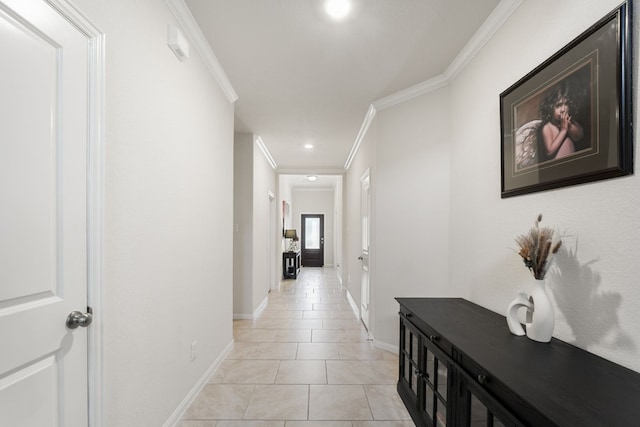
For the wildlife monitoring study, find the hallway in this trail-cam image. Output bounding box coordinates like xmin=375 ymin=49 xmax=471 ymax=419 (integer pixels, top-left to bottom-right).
xmin=179 ymin=268 xmax=413 ymax=426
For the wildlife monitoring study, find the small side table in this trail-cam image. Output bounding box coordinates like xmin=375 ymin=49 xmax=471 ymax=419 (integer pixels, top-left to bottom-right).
xmin=282 ymin=251 xmax=301 ymax=279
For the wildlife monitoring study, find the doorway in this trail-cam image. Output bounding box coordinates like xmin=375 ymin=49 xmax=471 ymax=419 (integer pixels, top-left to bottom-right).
xmin=269 ymin=192 xmax=276 ymax=291
xmin=301 ymin=214 xmax=324 ymax=267
xmin=360 ymin=170 xmax=371 ymax=329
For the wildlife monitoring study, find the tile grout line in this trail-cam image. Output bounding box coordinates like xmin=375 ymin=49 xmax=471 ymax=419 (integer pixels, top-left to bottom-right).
xmin=361 ymin=383 xmax=375 ymax=422
xmin=324 ymin=360 xmax=328 ymax=385
xmin=239 ymin=383 xmax=257 ymax=422
xmin=306 ymin=383 xmax=311 ymax=421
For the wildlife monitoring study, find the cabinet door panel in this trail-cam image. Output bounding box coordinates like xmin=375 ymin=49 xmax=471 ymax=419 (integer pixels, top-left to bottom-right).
xmin=425 ymin=385 xmax=435 ymax=419
xmin=437 ymin=359 xmax=448 ymax=399
xmin=470 ymin=393 xmax=508 ymax=427
xmin=421 ymin=340 xmax=449 ymax=426
xmin=464 ymin=377 xmax=523 ymax=427
xmin=399 ymin=314 xmax=422 ymax=413
xmin=435 ymin=398 xmax=447 ymax=427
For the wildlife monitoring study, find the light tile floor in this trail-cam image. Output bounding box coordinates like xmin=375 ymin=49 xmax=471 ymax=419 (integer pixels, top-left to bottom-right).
xmin=179 ymin=267 xmax=415 ymax=427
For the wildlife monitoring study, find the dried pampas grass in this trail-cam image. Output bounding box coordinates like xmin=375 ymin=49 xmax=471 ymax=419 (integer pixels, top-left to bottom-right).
xmin=515 ymin=214 xmax=561 ymax=279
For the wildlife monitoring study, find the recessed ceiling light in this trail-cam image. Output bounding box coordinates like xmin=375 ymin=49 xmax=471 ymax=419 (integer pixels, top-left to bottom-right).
xmin=325 ymin=0 xmax=351 ymax=20
xmin=304 ymin=144 xmax=314 ymax=149
xmin=307 ymin=175 xmax=318 ymax=182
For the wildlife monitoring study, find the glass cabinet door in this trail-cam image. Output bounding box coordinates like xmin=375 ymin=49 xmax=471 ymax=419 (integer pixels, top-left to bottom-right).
xmin=420 ymin=344 xmax=448 ymax=426
xmin=462 ymin=376 xmax=522 ymax=427
xmin=469 ymin=393 xmax=506 ymax=427
xmin=398 ymin=315 xmax=454 ymax=427
xmin=400 ymin=317 xmax=421 ymax=398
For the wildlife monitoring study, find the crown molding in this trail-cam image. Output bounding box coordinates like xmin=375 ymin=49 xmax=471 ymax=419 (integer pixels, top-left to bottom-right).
xmin=256 ymin=136 xmax=277 ymax=170
xmin=344 ymin=104 xmax=377 ymax=170
xmin=444 ymin=0 xmax=523 ymax=82
xmin=165 ymin=0 xmax=238 ymax=103
xmin=344 ymin=0 xmax=523 ymax=169
xmin=372 ymin=74 xmax=449 ymax=111
xmin=372 ymin=0 xmax=523 ymax=111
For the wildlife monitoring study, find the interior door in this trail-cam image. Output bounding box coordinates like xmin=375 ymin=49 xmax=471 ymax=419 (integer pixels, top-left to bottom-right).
xmin=360 ymin=171 xmax=371 ymax=329
xmin=0 ymin=0 xmax=92 ymax=425
xmin=301 ymin=214 xmax=324 ymax=267
xmin=269 ymin=192 xmax=276 ymax=291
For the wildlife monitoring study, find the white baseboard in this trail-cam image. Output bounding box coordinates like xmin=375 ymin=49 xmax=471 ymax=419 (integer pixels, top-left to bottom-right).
xmin=233 ymin=313 xmax=253 ymax=320
xmin=253 ymin=295 xmax=268 ymax=318
xmin=344 ymin=291 xmax=397 ymax=355
xmin=233 ymin=295 xmax=268 ymax=320
xmin=346 ymin=289 xmax=360 ymax=318
xmin=163 ymin=339 xmax=234 ymax=427
xmin=373 ymin=338 xmax=398 ymax=355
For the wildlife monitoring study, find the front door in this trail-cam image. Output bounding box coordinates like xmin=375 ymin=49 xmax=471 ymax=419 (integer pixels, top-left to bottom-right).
xmin=0 ymin=0 xmax=93 ymax=425
xmin=301 ymin=214 xmax=324 ymax=267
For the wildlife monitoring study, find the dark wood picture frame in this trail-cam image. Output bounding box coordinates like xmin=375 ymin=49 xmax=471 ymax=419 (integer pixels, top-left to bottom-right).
xmin=500 ymin=2 xmax=633 ymax=198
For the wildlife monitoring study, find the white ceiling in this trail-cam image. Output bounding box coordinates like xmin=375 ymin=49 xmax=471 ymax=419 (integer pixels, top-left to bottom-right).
xmin=281 ymin=174 xmax=342 ymax=191
xmin=184 ymin=0 xmax=502 ymax=170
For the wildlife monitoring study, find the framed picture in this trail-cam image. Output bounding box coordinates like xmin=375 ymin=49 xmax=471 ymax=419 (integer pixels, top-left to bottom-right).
xmin=500 ymin=2 xmax=633 ymax=198
xmin=282 ymin=200 xmax=291 ymax=236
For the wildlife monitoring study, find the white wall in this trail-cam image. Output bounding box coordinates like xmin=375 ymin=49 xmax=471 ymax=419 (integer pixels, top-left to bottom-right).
xmin=234 ymin=133 xmax=277 ymax=316
xmin=448 ymin=0 xmax=640 ymax=372
xmin=344 ymin=120 xmax=377 ymax=315
xmin=374 ymin=88 xmax=452 ymax=346
xmin=73 ymin=0 xmax=235 ymax=425
xmin=349 ymin=0 xmax=640 ymax=373
xmin=234 ymin=134 xmax=253 ymax=316
xmin=252 ymin=137 xmax=277 ymax=304
xmin=292 ymin=189 xmax=335 ymax=266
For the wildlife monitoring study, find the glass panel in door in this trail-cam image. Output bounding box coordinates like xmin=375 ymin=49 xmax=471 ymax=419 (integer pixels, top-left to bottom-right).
xmin=301 ymin=214 xmax=324 ymax=267
xmin=304 ymin=217 xmax=320 ymax=249
xmin=470 ymin=392 xmax=506 ymax=427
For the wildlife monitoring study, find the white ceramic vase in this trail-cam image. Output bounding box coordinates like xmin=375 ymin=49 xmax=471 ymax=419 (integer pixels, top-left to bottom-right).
xmin=506 ymin=290 xmax=532 ymax=336
xmin=506 ymin=279 xmax=555 ymax=342
xmin=526 ymin=279 xmax=555 ymax=342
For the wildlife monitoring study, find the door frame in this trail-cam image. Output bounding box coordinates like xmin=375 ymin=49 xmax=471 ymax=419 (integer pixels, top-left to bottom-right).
xmin=268 ymin=191 xmax=276 ymax=291
xmin=301 ymin=213 xmax=325 ymax=267
xmin=48 ymin=1 xmax=105 ymax=425
xmin=360 ymin=169 xmax=371 ymax=330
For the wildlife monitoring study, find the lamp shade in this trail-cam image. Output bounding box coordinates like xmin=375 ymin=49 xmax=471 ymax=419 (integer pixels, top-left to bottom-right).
xmin=284 ymin=229 xmax=298 ymax=239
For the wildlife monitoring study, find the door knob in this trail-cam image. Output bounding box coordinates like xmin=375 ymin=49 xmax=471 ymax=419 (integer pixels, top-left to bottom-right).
xmin=66 ymin=309 xmax=93 ymax=329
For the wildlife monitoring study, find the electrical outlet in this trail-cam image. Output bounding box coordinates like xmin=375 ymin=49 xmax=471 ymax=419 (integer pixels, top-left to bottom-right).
xmin=190 ymin=340 xmax=198 ymax=361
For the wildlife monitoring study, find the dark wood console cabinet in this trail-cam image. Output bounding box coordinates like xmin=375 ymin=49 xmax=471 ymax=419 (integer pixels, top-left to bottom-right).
xmin=282 ymin=251 xmax=301 ymax=279
xmin=396 ymin=298 xmax=640 ymax=427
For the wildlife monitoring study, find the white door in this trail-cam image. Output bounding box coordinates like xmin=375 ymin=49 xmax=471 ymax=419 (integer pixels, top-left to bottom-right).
xmin=360 ymin=171 xmax=371 ymax=329
xmin=269 ymin=192 xmax=276 ymax=291
xmin=0 ymin=0 xmax=92 ymax=425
